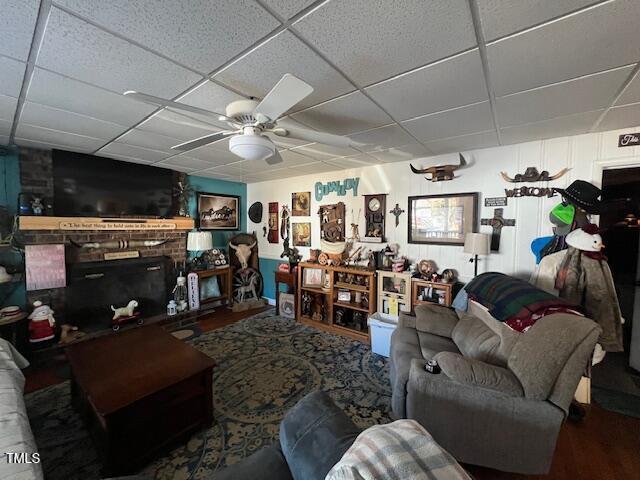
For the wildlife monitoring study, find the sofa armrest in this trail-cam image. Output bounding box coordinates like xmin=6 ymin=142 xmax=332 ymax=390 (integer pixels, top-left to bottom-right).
xmin=433 ymin=352 xmax=523 ymax=397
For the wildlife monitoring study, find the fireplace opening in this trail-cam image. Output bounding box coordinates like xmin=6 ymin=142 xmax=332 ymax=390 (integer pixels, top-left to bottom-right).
xmin=65 ymin=256 xmax=170 ymax=333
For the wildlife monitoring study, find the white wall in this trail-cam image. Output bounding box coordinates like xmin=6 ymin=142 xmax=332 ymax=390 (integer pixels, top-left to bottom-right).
xmin=248 ymin=127 xmax=640 ymax=283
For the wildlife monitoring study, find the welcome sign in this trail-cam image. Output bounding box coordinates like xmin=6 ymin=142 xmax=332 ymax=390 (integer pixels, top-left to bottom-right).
xmin=314 ymin=177 xmax=360 ymax=201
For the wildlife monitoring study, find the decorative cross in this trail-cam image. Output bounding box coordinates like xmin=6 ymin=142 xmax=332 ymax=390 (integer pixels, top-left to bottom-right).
xmin=481 ymin=208 xmax=516 ymax=252
xmin=389 ymin=203 xmax=405 ymax=227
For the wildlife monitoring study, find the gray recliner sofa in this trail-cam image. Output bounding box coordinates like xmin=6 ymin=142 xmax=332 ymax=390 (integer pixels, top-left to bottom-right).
xmin=390 ymin=302 xmax=601 ymax=475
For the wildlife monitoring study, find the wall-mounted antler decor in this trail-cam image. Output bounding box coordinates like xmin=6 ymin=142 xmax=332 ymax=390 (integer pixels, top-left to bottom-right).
xmin=69 ymin=239 xmax=171 ymax=249
xmin=500 ymin=167 xmax=569 ymax=183
xmin=410 ymin=153 xmax=467 ymax=182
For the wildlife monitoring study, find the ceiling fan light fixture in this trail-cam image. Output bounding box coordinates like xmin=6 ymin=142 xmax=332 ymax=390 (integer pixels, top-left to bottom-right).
xmin=229 ymin=134 xmax=275 ymax=162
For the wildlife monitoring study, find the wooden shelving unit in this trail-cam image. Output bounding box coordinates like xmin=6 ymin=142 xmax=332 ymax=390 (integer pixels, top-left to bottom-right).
xmin=377 ymin=270 xmax=412 ymax=319
xmin=296 ymin=262 xmax=376 ymax=342
xmin=411 ymin=278 xmax=454 ymax=309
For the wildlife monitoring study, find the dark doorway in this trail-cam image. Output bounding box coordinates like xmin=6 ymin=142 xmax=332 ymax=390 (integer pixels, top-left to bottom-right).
xmin=591 ymin=167 xmax=640 ymax=418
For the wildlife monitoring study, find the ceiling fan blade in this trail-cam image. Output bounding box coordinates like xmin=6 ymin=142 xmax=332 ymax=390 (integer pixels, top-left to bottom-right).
xmin=265 ymin=150 xmax=283 ymax=165
xmin=254 ymin=74 xmax=313 ymax=122
xmin=124 ymin=91 xmax=234 ymax=124
xmin=271 ymin=126 xmax=358 ymax=148
xmin=172 ymin=131 xmax=237 ymax=151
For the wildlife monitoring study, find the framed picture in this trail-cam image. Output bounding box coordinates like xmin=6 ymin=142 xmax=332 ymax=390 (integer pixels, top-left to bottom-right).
xmin=337 ymin=290 xmax=351 ymax=302
xmin=292 ymin=222 xmax=311 ymax=247
xmin=408 ymin=193 xmax=478 ymax=245
xmin=303 ymin=267 xmax=324 ymax=288
xmin=198 ymin=192 xmax=240 ymax=231
xmin=292 ymin=192 xmax=311 ymax=216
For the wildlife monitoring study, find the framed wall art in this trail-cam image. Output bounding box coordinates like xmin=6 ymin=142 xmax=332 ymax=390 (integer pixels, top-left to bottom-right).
xmin=292 ymin=222 xmax=311 ymax=247
xmin=408 ymin=192 xmax=478 ymax=245
xmin=303 ymin=267 xmax=324 ymax=288
xmin=197 ymin=193 xmax=240 ymax=231
xmin=292 ymin=192 xmax=311 ymax=216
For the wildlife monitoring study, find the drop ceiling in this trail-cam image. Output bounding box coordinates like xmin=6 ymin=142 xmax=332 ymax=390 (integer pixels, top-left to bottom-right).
xmin=1 ymin=0 xmax=639 ymax=184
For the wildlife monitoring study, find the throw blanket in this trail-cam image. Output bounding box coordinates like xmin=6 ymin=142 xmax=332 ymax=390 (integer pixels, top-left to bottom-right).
xmin=465 ymin=272 xmax=581 ymax=332
xmin=326 ymin=420 xmax=471 ymax=480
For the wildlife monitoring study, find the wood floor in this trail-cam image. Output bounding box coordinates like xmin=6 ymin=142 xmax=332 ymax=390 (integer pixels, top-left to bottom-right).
xmin=23 ymin=306 xmax=640 ymax=479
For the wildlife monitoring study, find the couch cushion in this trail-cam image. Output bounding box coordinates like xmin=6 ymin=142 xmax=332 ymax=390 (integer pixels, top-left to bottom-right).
xmin=452 ymin=312 xmax=503 ymax=365
xmin=417 ymin=331 xmax=460 ymax=360
xmin=414 ymin=304 xmax=459 ymax=338
xmin=434 ymin=352 xmax=524 ymax=397
xmin=390 ymin=327 xmax=424 ymax=418
xmin=279 ymin=391 xmax=360 ymax=480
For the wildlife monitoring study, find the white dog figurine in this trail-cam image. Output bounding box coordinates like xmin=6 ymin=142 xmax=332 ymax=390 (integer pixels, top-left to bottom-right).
xmin=111 ymin=300 xmax=139 ymax=320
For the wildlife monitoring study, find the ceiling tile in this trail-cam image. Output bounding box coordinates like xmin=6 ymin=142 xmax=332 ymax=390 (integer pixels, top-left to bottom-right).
xmin=26 ymin=68 xmax=156 ymax=125
xmin=37 ymin=7 xmax=202 ymax=98
xmin=14 ymin=137 xmax=99 ymax=153
xmin=0 ymin=0 xmax=39 ymax=60
xmin=116 ymin=129 xmax=182 ymax=152
xmin=325 ymin=154 xmax=380 ymax=169
xmin=55 ymin=0 xmax=279 ymax=73
xmin=155 ymin=163 xmax=193 ymax=173
xmin=138 ymin=110 xmax=221 ymax=141
xmin=487 ymin=0 xmax=640 ymax=96
xmin=159 ymin=155 xmax=220 ymax=171
xmin=500 ymin=110 xmax=603 ymax=144
xmin=402 ymin=102 xmax=494 ymax=142
xmin=424 ymin=130 xmax=499 ymax=155
xmin=289 ymin=143 xmax=360 ymax=161
xmin=616 ymin=70 xmax=640 ymax=106
xmin=262 ymin=0 xmax=315 ymax=19
xmin=177 ymin=81 xmax=245 ymax=128
xmin=0 ymin=56 xmax=26 ymax=97
xmin=279 ymin=149 xmax=318 ymax=167
xmin=0 ymin=119 xmax=12 ymax=137
xmin=496 ymin=65 xmax=634 ymax=127
xmin=195 ymin=170 xmax=236 ymax=180
xmin=596 ymin=103 xmax=640 ymax=132
xmin=97 ymin=142 xmax=172 ymax=162
xmin=292 ymin=91 xmax=392 ymax=135
xmin=0 ymin=94 xmax=18 ymax=122
xmin=183 ymin=144 xmax=240 ymax=165
xmin=291 ymin=161 xmax=341 ymax=175
xmin=367 ymin=143 xmax=430 ymax=163
xmin=199 ymin=161 xmax=251 ymax=176
xmin=265 ymin=117 xmax=314 ymax=149
xmin=477 ymin=0 xmax=596 ymax=42
xmin=365 ymin=50 xmax=488 ymax=121
xmin=20 ymin=102 xmax=128 ymax=140
xmin=215 ymin=30 xmax=354 ymax=111
xmin=348 ymin=124 xmax=416 ymax=152
xmin=0 ymin=135 xmax=8 ymax=146
xmin=293 ymin=0 xmax=476 ymax=86
xmin=15 ymin=124 xmax=105 ymax=151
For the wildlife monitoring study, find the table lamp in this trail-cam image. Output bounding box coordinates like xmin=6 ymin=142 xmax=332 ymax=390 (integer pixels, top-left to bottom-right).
xmin=187 ymin=231 xmax=213 ymax=270
xmin=464 ymin=233 xmax=490 ymax=277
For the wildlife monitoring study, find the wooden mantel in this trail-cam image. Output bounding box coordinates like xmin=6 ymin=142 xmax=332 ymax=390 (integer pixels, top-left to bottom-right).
xmin=19 ymin=216 xmax=195 ymax=231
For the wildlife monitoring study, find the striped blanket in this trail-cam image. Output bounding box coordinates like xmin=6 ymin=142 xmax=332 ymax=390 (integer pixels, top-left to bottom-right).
xmin=465 ymin=272 xmax=581 ymax=332
xmin=326 ymin=420 xmax=471 ymax=480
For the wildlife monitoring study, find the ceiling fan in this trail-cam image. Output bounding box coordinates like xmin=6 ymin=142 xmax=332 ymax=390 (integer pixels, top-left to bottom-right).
xmin=124 ymin=74 xmax=360 ymax=165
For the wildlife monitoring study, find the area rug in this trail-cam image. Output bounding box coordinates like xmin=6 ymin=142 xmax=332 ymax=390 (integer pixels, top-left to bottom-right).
xmin=25 ymin=309 xmax=392 ymax=479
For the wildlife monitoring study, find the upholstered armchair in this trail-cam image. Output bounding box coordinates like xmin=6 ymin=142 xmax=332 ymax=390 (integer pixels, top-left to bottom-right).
xmin=390 ymin=303 xmax=600 ymax=475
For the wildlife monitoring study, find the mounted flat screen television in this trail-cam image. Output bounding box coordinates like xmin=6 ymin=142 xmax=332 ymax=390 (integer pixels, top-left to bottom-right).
xmin=52 ymin=150 xmax=174 ymax=217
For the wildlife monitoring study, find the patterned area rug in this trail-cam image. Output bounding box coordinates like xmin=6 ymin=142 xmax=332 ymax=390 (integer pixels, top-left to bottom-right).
xmin=25 ymin=309 xmax=391 ymax=479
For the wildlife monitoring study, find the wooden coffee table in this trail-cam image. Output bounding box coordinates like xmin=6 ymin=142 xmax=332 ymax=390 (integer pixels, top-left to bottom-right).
xmin=66 ymin=325 xmax=215 ymax=475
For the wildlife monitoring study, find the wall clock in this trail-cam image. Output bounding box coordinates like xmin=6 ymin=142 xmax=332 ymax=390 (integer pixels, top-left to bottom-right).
xmin=363 ymin=194 xmax=386 ymax=243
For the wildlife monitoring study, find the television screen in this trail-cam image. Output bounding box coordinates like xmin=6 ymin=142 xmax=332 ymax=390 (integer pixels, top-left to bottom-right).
xmin=52 ymin=150 xmax=174 ymax=217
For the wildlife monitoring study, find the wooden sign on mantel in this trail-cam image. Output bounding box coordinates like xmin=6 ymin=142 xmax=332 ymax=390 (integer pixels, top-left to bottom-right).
xmin=19 ymin=216 xmax=195 ymax=231
xmin=104 ymin=251 xmax=140 ymax=261
xmin=59 ymin=221 xmax=176 ymax=231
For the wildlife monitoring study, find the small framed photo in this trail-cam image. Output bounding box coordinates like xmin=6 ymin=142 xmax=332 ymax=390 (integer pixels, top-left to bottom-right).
xmin=337 ymin=290 xmax=351 ymax=302
xmin=197 ymin=192 xmax=240 ymax=230
xmin=292 ymin=192 xmax=311 ymax=216
xmin=303 ymin=267 xmax=324 ymax=288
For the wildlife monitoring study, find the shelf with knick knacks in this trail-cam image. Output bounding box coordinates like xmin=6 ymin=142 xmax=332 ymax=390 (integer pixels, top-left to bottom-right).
xmin=377 ymin=270 xmax=412 ymax=319
xmin=296 ymin=262 xmax=376 ymax=342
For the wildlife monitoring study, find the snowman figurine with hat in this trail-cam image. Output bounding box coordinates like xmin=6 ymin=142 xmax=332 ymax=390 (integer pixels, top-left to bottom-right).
xmin=565 ymin=223 xmax=605 ymax=258
xmin=28 ymin=300 xmax=56 ymax=344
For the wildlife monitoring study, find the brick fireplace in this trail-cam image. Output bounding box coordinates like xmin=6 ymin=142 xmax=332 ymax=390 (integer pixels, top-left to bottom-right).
xmin=18 ymin=148 xmax=190 ymax=333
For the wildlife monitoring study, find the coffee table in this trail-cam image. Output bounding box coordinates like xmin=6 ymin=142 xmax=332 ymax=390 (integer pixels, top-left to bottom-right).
xmin=66 ymin=325 xmax=215 ymax=475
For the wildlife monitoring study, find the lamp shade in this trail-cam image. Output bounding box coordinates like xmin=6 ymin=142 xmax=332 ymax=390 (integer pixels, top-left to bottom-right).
xmin=187 ymin=231 xmax=213 ymax=252
xmin=464 ymin=233 xmax=490 ymax=256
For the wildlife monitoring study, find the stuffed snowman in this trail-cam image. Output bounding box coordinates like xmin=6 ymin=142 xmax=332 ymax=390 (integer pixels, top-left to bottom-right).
xmin=565 ymin=223 xmax=605 ymax=255
xmin=28 ymin=300 xmax=56 ymax=343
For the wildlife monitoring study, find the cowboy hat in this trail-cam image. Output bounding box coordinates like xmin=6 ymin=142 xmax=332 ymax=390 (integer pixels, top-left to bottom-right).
xmin=553 ymin=180 xmax=602 ymax=213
